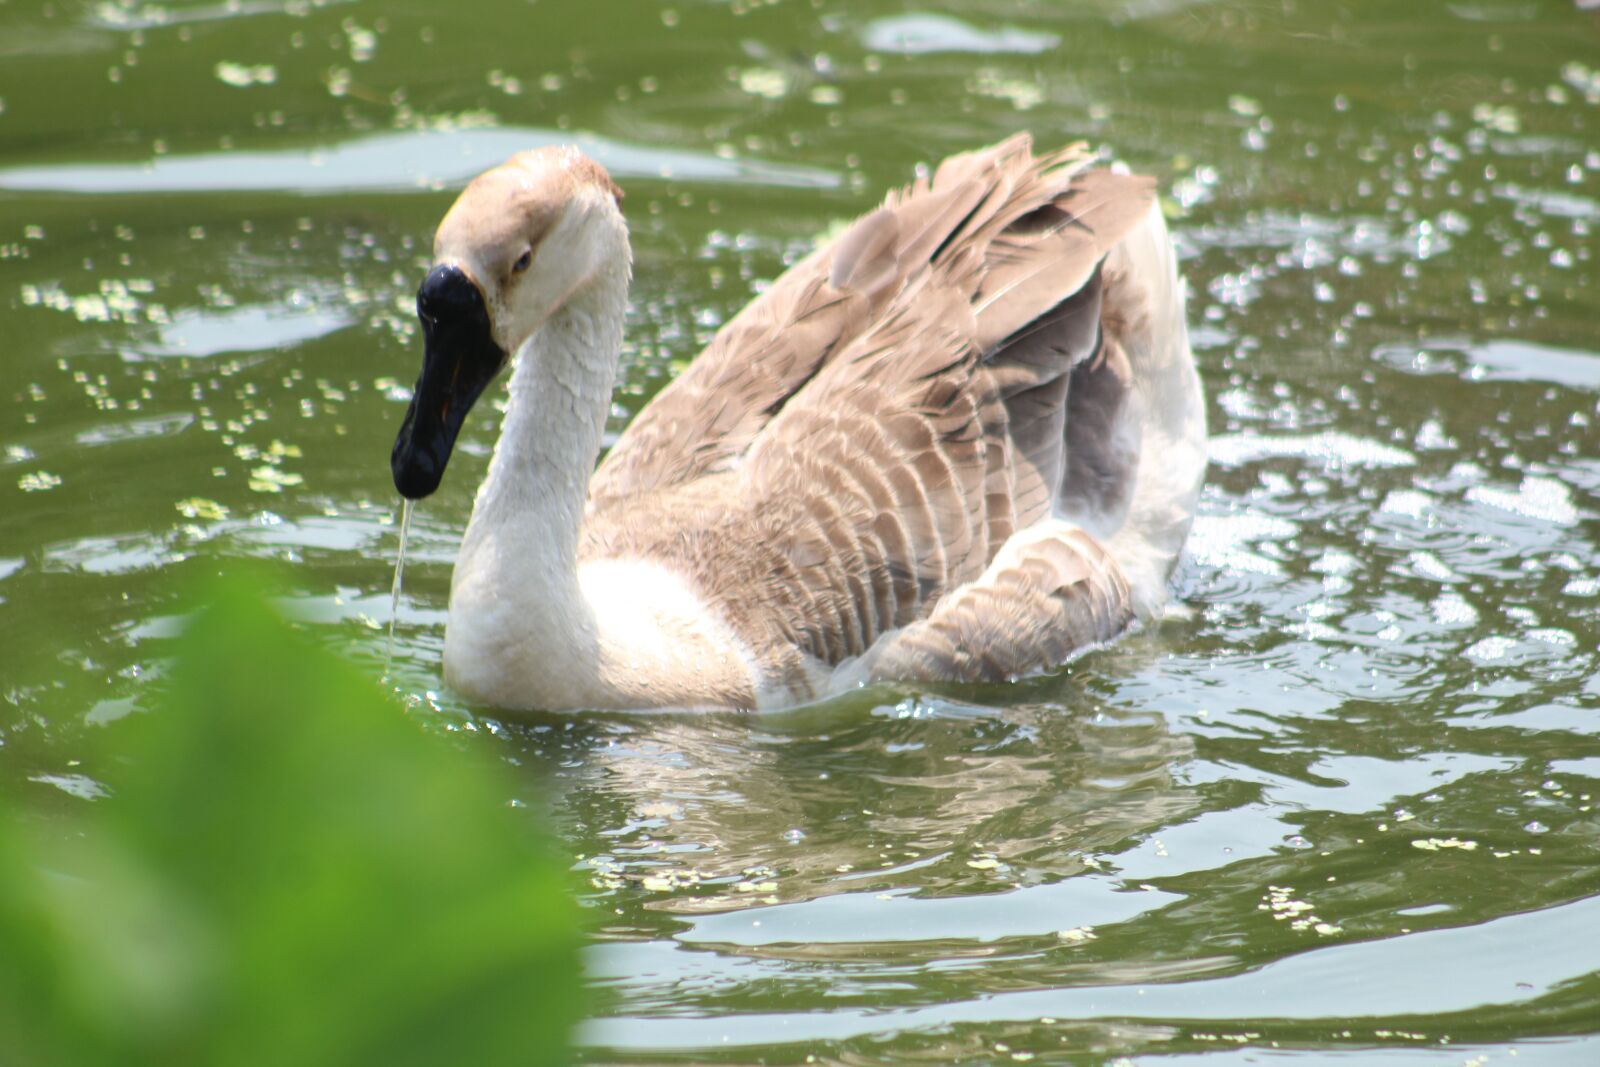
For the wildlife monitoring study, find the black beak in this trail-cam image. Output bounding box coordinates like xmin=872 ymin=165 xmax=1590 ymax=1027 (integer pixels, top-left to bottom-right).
xmin=390 ymin=264 xmax=508 ymax=499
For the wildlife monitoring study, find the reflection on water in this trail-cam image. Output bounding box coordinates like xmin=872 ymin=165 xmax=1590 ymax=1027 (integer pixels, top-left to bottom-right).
xmin=547 ymin=695 xmax=1193 ymax=913
xmin=0 ymin=128 xmax=841 ymax=195
xmin=861 ymin=13 xmax=1062 ymax=55
xmin=3 ymin=0 xmax=1599 ymax=1061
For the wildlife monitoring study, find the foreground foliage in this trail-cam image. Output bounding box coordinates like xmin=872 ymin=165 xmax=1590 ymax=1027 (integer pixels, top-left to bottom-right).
xmin=0 ymin=574 xmax=581 ymax=1067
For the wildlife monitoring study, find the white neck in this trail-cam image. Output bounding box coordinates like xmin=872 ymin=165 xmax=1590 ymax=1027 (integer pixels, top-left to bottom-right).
xmin=443 ymin=262 xmax=628 ymax=707
xmin=474 ymin=268 xmax=626 ymax=564
xmin=440 ymin=249 xmax=761 ymax=711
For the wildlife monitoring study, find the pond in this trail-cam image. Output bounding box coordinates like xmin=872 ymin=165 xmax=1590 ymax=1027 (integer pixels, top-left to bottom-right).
xmin=3 ymin=0 xmax=1599 ymax=1062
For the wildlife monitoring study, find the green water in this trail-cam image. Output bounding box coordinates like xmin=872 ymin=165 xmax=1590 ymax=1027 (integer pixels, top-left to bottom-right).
xmin=4 ymin=0 xmax=1599 ymax=1062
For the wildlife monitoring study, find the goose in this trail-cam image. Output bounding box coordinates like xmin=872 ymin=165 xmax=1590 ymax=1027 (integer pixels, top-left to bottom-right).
xmin=390 ymin=135 xmax=1207 ymax=711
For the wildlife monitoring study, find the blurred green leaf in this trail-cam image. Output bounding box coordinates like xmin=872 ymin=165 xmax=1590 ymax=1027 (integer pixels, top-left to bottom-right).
xmin=0 ymin=571 xmax=581 ymax=1067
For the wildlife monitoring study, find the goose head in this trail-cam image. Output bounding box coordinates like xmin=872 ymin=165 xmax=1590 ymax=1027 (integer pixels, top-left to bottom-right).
xmin=391 ymin=147 xmax=626 ymax=499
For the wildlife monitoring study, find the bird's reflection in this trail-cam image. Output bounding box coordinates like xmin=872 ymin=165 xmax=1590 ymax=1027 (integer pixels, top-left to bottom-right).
xmin=494 ymin=654 xmax=1200 ymax=928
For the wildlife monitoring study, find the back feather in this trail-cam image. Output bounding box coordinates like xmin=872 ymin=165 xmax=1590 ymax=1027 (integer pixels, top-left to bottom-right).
xmin=583 ymin=136 xmax=1161 ymax=686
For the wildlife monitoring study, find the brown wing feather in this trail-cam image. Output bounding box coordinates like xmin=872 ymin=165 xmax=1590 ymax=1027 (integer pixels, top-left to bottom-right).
xmin=587 ymin=163 xmax=1003 ymax=508
xmin=859 ymin=527 xmax=1134 ymax=684
xmin=588 ymin=138 xmax=1101 ymax=507
xmin=582 ymin=138 xmax=1163 ymax=685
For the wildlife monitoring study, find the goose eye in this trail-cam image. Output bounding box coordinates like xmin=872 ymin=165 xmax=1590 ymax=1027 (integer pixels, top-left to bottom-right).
xmin=512 ymin=249 xmax=533 ymax=274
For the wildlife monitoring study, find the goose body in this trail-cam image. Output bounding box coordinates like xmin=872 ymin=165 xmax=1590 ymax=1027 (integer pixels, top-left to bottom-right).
xmin=390 ymin=136 xmax=1207 ymax=711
